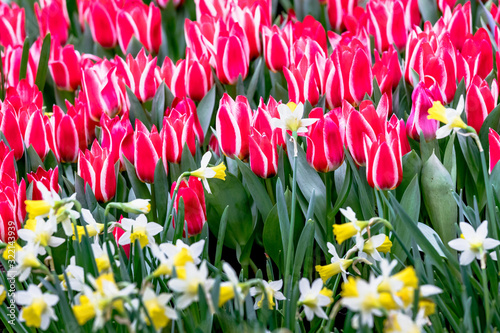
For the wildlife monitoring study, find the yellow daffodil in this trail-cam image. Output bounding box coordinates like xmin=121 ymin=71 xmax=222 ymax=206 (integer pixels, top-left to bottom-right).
xmin=190 ymin=152 xmax=226 ymax=194
xmin=16 ymin=285 xmax=59 ymax=330
xmin=427 ymin=96 xmax=468 ymax=139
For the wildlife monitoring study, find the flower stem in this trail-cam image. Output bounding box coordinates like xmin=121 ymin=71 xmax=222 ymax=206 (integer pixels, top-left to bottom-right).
xmin=161 ymin=171 xmax=190 ymax=242
xmin=284 ymin=132 xmax=298 ymax=314
xmin=481 ymin=250 xmax=491 ymax=331
xmin=326 ymin=172 xmax=333 ymax=244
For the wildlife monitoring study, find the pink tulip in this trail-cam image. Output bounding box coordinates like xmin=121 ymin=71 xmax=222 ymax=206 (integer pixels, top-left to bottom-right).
xmin=249 ymin=128 xmax=278 ymax=178
xmin=134 ymin=121 xmax=162 ymax=183
xmin=262 ymin=25 xmax=290 ymax=73
xmin=171 ymin=177 xmax=206 ymax=236
xmin=0 ymin=2 xmax=25 ymax=48
xmin=0 ymin=142 xmax=16 ymax=183
xmin=49 ymin=43 xmax=82 ymax=92
xmin=489 ymin=129 xmax=500 ymax=173
xmin=170 ymin=48 xmax=213 ymax=101
xmin=101 ymin=114 xmax=134 ymax=171
xmin=0 ymin=177 xmax=26 ymax=243
xmin=27 ymin=166 xmax=59 ymax=201
xmin=34 ymin=0 xmax=70 ymax=45
xmin=465 ymin=76 xmax=496 ymax=134
xmin=364 ymin=134 xmax=403 ymax=190
xmin=406 ymin=82 xmax=440 ymax=142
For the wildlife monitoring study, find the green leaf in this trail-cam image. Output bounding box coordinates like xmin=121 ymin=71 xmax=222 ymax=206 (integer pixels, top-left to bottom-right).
xmin=418 ymin=0 xmax=439 ymax=24
xmin=126 ymin=36 xmax=144 ymax=57
xmin=26 ymin=145 xmax=44 ymax=172
xmin=479 ymin=102 xmax=500 ymax=154
xmin=123 ymin=156 xmax=151 ymax=201
xmin=276 ymin=178 xmax=290 ymax=269
xmin=151 ymin=81 xmax=166 ymax=130
xmin=262 ymin=204 xmax=283 ymax=270
xmin=214 ymin=206 xmax=229 ymax=269
xmin=173 ymin=198 xmax=185 ymax=242
xmin=443 ymin=132 xmax=457 ymax=188
xmin=246 ymin=57 xmax=263 ymax=102
xmin=198 ymin=86 xmax=216 ymax=136
xmin=235 ymin=158 xmax=273 ymax=218
xmin=35 ymin=33 xmax=52 ymax=92
xmin=126 ymin=86 xmax=152 ymax=130
xmin=19 ymin=39 xmax=30 ymax=82
xmin=154 ymin=158 xmax=169 ymax=225
xmin=292 ymin=219 xmax=315 ymax=282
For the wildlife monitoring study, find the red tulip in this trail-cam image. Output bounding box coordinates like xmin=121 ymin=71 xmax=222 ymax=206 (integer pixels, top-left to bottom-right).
xmin=256 ymin=96 xmax=286 ymax=148
xmin=184 ymin=16 xmax=216 ymax=61
xmin=373 ymin=45 xmax=402 ymax=96
xmin=49 ymin=43 xmax=82 ymax=92
xmin=212 ymin=21 xmax=250 ymax=85
xmin=232 ymin=6 xmax=263 ymax=60
xmin=0 ymin=104 xmax=25 ymax=160
xmin=25 ymin=110 xmax=51 ymax=161
xmin=115 ymin=49 xmax=161 ymax=103
xmin=249 ymin=128 xmax=278 ymax=178
xmin=116 ymin=1 xmax=162 ymax=54
xmin=439 ymin=2 xmax=471 ymax=51
xmin=209 ymin=134 xmax=220 ymax=157
xmin=170 ymin=48 xmax=213 ymax=101
xmin=134 ymin=121 xmax=162 ymax=183
xmin=0 ymin=177 xmax=26 ymax=243
xmin=465 ymin=75 xmax=496 ymax=134
xmin=4 ymin=79 xmax=44 ymax=114
xmin=490 ymin=129 xmax=500 ymax=173
xmin=215 ymin=94 xmax=252 ymax=160
xmin=113 ymin=216 xmax=130 ymax=258
xmin=34 ymin=0 xmax=70 ymax=45
xmin=0 ymin=142 xmax=16 ymax=183
xmin=262 ymin=25 xmax=290 ymax=73
xmin=101 ymin=114 xmax=134 ymax=171
xmin=2 ymin=44 xmax=38 ymax=88
xmin=78 ymin=140 xmax=117 ymax=203
xmin=81 ymin=0 xmax=119 ymax=48
xmin=387 ymin=114 xmax=410 ymax=156
xmin=284 ymin=57 xmax=320 ymax=106
xmin=51 ymin=105 xmax=83 ymax=163
xmin=0 ymin=2 xmax=25 ymax=48
xmin=161 ymin=98 xmax=204 ymax=164
xmin=171 ymin=177 xmax=206 ymax=236
xmin=306 ymin=108 xmax=344 ymax=173
xmin=459 ymin=28 xmax=493 ymax=82
xmin=326 ymin=0 xmax=358 ymax=31
xmin=364 ymin=134 xmax=403 ymax=190
xmin=27 ymin=166 xmax=59 ymax=201
xmin=406 ymin=82 xmax=440 ymax=141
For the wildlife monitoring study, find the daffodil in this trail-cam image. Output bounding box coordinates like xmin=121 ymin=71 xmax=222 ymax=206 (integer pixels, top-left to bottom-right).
xmin=120 ymin=199 xmax=151 ymax=214
xmin=190 ymin=152 xmax=226 ymax=194
xmin=60 ymin=256 xmax=84 ymax=292
xmin=139 ymin=287 xmax=177 ymax=331
xmin=315 ymin=242 xmax=353 ymax=282
xmin=249 ymin=279 xmax=286 ymax=309
xmin=9 ymin=244 xmax=43 ymax=282
xmin=0 ymin=284 xmax=6 ymax=303
xmin=2 ymin=241 xmax=22 ymax=260
xmin=448 ymin=220 xmax=500 ymax=266
xmin=384 ymin=310 xmax=427 ymax=333
xmin=16 ymin=285 xmax=59 ymax=329
xmin=427 ymin=96 xmax=468 ymax=139
xmin=151 ymin=239 xmax=205 ymax=279
xmin=356 ymin=233 xmax=388 ymax=262
xmin=17 ymin=217 xmax=64 ymax=255
xmin=91 ymin=242 xmax=114 ymax=273
xmin=271 ymin=102 xmax=319 ymax=134
xmin=333 ymin=207 xmax=369 ymax=244
xmin=168 ymin=261 xmax=214 ymax=309
xmin=73 ymin=209 xmax=104 ymax=242
xmin=118 ymin=214 xmax=163 ymax=248
xmin=218 ymin=262 xmax=244 ymax=307
xmin=341 ymin=276 xmax=384 ymax=328
xmin=298 ymin=278 xmax=330 ymax=321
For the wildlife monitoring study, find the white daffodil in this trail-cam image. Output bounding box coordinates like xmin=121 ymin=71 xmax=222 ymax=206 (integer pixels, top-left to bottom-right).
xmin=91 ymin=242 xmax=115 ymax=272
xmin=448 ymin=221 xmax=500 ymax=266
xmin=168 ymin=261 xmax=214 ymax=309
xmin=61 ymin=256 xmax=85 ymax=292
xmin=189 ymin=152 xmax=226 ymax=194
xmin=118 ymin=214 xmax=163 ymax=248
xmin=271 ymin=102 xmax=318 ymax=134
xmin=25 ymin=183 xmax=80 ymax=236
xmin=356 ymin=233 xmax=387 ymax=263
xmin=333 ymin=207 xmax=369 ymax=245
xmin=151 ymin=239 xmax=205 ymax=279
xmin=73 ymin=209 xmax=104 ymax=242
xmin=384 ymin=310 xmax=427 ymax=333
xmin=249 ymin=279 xmax=286 ymax=309
xmin=16 ymin=284 xmax=59 ymax=330
xmin=315 ymin=242 xmax=353 ymax=283
xmin=17 ymin=217 xmax=65 ymax=255
xmin=298 ymin=278 xmax=330 ymax=321
xmin=121 ymin=199 xmax=151 ymax=214
xmin=218 ymin=262 xmax=244 ymax=307
xmin=341 ymin=276 xmax=383 ymax=328
xmin=9 ymin=244 xmax=43 ymax=282
xmin=427 ymin=96 xmax=467 ymax=139
xmin=137 ymin=287 xmax=178 ymax=332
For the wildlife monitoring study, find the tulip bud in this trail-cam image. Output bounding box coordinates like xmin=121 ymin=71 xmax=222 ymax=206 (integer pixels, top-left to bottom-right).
xmin=49 ymin=43 xmax=82 ymax=91
xmin=78 ymin=141 xmax=117 ymax=203
xmin=387 ymin=115 xmax=410 ymax=156
xmin=262 ymin=25 xmax=290 ymax=72
xmin=25 ymin=110 xmax=50 ymax=161
xmin=0 ymin=104 xmax=24 ymax=160
xmin=406 ymin=82 xmax=440 ymax=141
xmin=85 ymin=1 xmax=118 ymax=48
xmin=34 ymin=0 xmax=70 ymax=46
xmin=171 ymin=177 xmax=207 ymax=236
xmin=306 ymin=108 xmax=344 ymax=173
xmin=0 ymin=178 xmax=26 ymax=243
xmin=170 ymin=49 xmax=213 ymax=101
xmin=0 ymin=3 xmax=26 ymax=48
xmin=326 ymin=0 xmax=358 ymax=31
xmin=134 ymin=121 xmax=162 ymax=183
xmin=101 ymin=114 xmax=134 ymax=171
xmin=209 ymin=134 xmax=220 ymax=157
xmin=364 ymin=134 xmax=403 ymax=190
xmin=27 ymin=166 xmax=59 ymax=201
xmin=0 ymin=142 xmax=16 ymax=183
xmin=489 ymin=128 xmax=500 ymax=173
xmin=2 ymin=44 xmax=38 ymax=88
xmin=51 ymin=105 xmax=81 ymax=163
xmin=215 ymin=94 xmax=252 ymax=160
xmin=284 ymin=58 xmax=320 ymax=106
xmin=465 ymin=75 xmax=495 ymax=134
xmin=249 ymin=128 xmax=278 ymax=178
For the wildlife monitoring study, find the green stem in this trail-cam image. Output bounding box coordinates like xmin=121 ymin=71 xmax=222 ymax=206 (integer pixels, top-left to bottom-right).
xmin=481 ymin=252 xmax=491 ymax=332
xmin=161 ymin=172 xmax=190 ymax=242
xmin=150 ymin=183 xmax=157 ymax=222
xmin=284 ymin=131 xmax=298 ymax=324
xmin=326 ymin=172 xmax=333 ymax=244
xmin=265 ymin=178 xmax=276 ymax=205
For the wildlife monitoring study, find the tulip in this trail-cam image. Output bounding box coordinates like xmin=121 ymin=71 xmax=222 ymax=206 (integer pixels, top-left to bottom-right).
xmin=34 ymin=0 xmax=70 ymax=45
xmin=115 ymin=49 xmax=160 ymax=103
xmin=49 ymin=43 xmax=82 ymax=92
xmin=134 ymin=121 xmax=162 ymax=183
xmin=171 ymin=177 xmax=207 ymax=236
xmin=232 ymin=5 xmax=263 ymax=60
xmin=256 ymin=96 xmax=286 ymax=148
xmin=406 ymin=82 xmax=440 ymax=141
xmin=117 ymin=1 xmax=162 ymax=54
xmin=25 ymin=110 xmax=51 ymax=161
xmin=51 ymin=105 xmax=82 ymax=163
xmin=0 ymin=142 xmax=16 ymax=183
xmin=170 ymin=49 xmax=213 ymax=101
xmin=465 ymin=76 xmax=496 ymax=134
xmin=215 ymin=94 xmax=252 ymax=160
xmin=326 ymin=0 xmax=358 ymax=31
xmin=459 ymin=28 xmax=493 ymax=81
xmin=306 ymin=108 xmax=344 ymax=173
xmin=2 ymin=44 xmax=38 ymax=88
xmin=0 ymin=3 xmax=25 ymax=48
xmin=209 ymin=134 xmax=220 ymax=157
xmin=212 ymin=22 xmax=250 ymax=85
xmin=184 ymin=16 xmax=216 ymax=61
xmin=0 ymin=178 xmax=26 ymax=243
xmin=489 ymin=129 xmax=500 ymax=173
xmin=113 ymin=216 xmax=130 ymax=258
xmin=0 ymin=104 xmax=24 ymax=160
xmin=387 ymin=115 xmax=411 ymax=156
xmin=161 ymin=98 xmax=204 ymax=164
xmin=262 ymin=25 xmax=290 ymax=72
xmin=249 ymin=128 xmax=278 ymax=178
xmin=372 ymin=45 xmax=402 ymax=97
xmin=100 ymin=114 xmax=134 ymax=170
xmin=4 ymin=79 xmax=44 ymax=113
xmin=364 ymin=135 xmax=403 ymax=190
xmin=78 ymin=140 xmax=117 ymax=203
xmin=81 ymin=0 xmax=119 ymax=48
xmin=27 ymin=166 xmax=59 ymax=201
xmin=441 ymin=3 xmax=471 ymax=51
xmin=284 ymin=57 xmax=320 ymax=106
xmin=325 ymin=42 xmax=373 ymax=108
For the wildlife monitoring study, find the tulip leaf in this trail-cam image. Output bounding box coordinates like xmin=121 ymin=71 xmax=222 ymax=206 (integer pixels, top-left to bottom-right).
xmin=19 ymin=39 xmax=30 ymax=82
xmin=126 ymin=36 xmax=143 ymax=58
xmin=205 ymin=173 xmax=254 ymax=249
xmin=418 ymin=0 xmax=439 ymax=24
xmin=246 ymin=57 xmax=263 ymax=103
xmin=286 ymin=138 xmax=326 ymax=228
xmin=180 ymin=142 xmax=197 ymax=172
xmin=276 ymin=178 xmax=290 ymax=268
xmin=479 ymin=103 xmax=500 ymax=154
xmin=173 ymin=198 xmax=185 ymax=242
xmin=154 ymin=159 xmax=169 ymax=226
xmin=123 ymin=156 xmax=151 ymax=201
xmin=44 ymin=150 xmax=58 ymax=171
xmin=417 ymin=223 xmax=446 ymax=257
xmin=126 ymin=86 xmax=152 ymax=130
xmin=35 ymin=33 xmax=51 ymax=92
xmin=198 ymin=86 xmax=216 ymax=137
xmin=396 ymin=150 xmax=422 ymax=198
xmin=443 ymin=133 xmax=457 ymax=188
xmin=214 ymin=206 xmax=229 ymax=270
xmin=292 ymin=219 xmax=315 ymax=283
xmin=235 ymin=158 xmax=273 ymax=218
xmin=26 ymin=145 xmax=44 ymax=172
xmin=263 ymin=204 xmax=283 ymax=270
xmin=152 ymin=81 xmax=166 ymax=131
